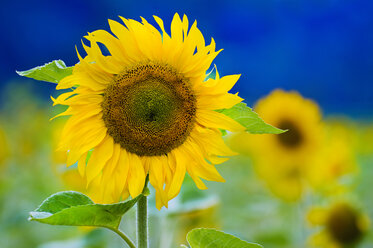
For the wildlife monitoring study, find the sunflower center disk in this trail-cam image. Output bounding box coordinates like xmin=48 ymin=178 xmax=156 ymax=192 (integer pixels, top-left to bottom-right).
xmin=133 ymin=83 xmax=177 ymax=126
xmin=326 ymin=205 xmax=363 ymax=244
xmin=102 ymin=63 xmax=196 ymax=156
xmin=276 ymin=120 xmax=303 ymax=148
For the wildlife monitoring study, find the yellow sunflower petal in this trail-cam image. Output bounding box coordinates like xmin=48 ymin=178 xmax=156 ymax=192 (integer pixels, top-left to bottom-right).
xmin=196 ymin=109 xmax=245 ymax=132
xmin=184 ymin=140 xmax=225 ymax=182
xmin=149 ymin=156 xmax=168 ymax=209
xmin=197 ymin=93 xmax=243 ymax=110
xmin=177 ymin=145 xmax=207 ymax=190
xmin=112 ymin=18 xmax=146 ymax=61
xmin=57 ymin=73 xmax=106 ymax=92
xmin=171 ymin=13 xmax=183 ymax=44
xmin=101 ymin=143 xmax=122 ymax=201
xmin=77 ymin=152 xmax=88 ymax=176
xmin=199 ymin=74 xmax=241 ymax=95
xmin=191 ymin=127 xmax=237 ymax=157
xmin=127 ymin=152 xmax=146 ymax=198
xmin=114 ymin=149 xmax=130 ymax=196
xmin=85 ymin=135 xmax=114 ymax=185
xmin=166 ymin=149 xmax=187 ymax=200
xmin=88 ymin=30 xmax=127 ymax=62
xmin=60 ymin=114 xmax=105 ymax=149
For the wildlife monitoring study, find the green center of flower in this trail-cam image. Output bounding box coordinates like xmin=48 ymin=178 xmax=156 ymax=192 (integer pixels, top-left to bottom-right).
xmin=102 ymin=62 xmax=196 ymax=156
xmin=132 ymin=81 xmax=176 ymax=128
xmin=326 ymin=204 xmax=363 ymax=245
xmin=277 ymin=120 xmax=303 ymax=148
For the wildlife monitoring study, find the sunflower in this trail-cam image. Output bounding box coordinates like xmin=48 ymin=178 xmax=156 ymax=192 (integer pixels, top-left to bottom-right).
xmin=52 ymin=13 xmax=245 ymax=209
xmin=227 ymin=90 xmax=322 ymax=201
xmin=307 ymin=202 xmax=369 ymax=248
xmin=253 ymin=89 xmax=322 ymax=164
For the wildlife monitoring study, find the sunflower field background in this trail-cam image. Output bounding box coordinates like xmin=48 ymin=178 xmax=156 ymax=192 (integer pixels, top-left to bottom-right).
xmin=1 ymin=0 xmax=373 ymax=248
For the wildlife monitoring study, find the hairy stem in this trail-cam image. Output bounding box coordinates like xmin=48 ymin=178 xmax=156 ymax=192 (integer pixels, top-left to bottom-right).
xmin=107 ymin=226 xmax=136 ymax=248
xmin=137 ymin=194 xmax=148 ymax=248
xmin=137 ymin=176 xmax=150 ymax=248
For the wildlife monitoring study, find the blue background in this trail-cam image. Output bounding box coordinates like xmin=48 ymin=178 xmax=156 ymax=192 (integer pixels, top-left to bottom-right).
xmin=1 ymin=0 xmax=372 ymax=118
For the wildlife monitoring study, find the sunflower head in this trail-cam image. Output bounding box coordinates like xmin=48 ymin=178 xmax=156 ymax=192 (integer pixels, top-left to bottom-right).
xmin=227 ymin=90 xmax=322 ymax=202
xmin=53 ymin=13 xmax=244 ymax=209
xmin=308 ymin=202 xmax=369 ymax=247
xmin=253 ymin=89 xmax=322 ymax=163
xmin=326 ymin=203 xmax=363 ymax=244
xmin=102 ymin=62 xmax=196 ymax=156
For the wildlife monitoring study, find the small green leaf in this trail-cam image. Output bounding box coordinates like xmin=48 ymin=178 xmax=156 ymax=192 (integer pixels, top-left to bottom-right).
xmin=29 ymin=191 xmax=141 ymax=229
xmin=187 ymin=228 xmax=263 ymax=248
xmin=217 ymin=102 xmax=285 ymax=134
xmin=16 ymin=60 xmax=73 ymax=83
xmin=35 ymin=191 xmax=93 ymax=213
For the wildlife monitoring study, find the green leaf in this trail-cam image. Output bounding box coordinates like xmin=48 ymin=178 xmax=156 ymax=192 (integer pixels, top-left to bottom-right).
xmin=187 ymin=228 xmax=263 ymax=248
xmin=16 ymin=60 xmax=73 ymax=83
xmin=217 ymin=102 xmax=285 ymax=134
xmin=29 ymin=191 xmax=141 ymax=229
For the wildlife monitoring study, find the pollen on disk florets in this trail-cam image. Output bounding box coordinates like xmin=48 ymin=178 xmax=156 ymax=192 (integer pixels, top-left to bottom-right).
xmin=102 ymin=61 xmax=196 ymax=156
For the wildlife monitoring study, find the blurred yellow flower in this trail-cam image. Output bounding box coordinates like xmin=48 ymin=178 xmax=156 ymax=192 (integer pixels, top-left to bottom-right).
xmin=307 ymin=202 xmax=369 ymax=248
xmin=53 ymin=13 xmax=244 ymax=209
xmin=253 ymin=89 xmax=322 ymax=164
xmin=228 ymin=90 xmax=322 ymax=201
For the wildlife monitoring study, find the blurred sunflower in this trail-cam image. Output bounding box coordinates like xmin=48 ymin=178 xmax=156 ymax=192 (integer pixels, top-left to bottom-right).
xmin=307 ymin=202 xmax=369 ymax=248
xmin=228 ymin=90 xmax=322 ymax=201
xmin=253 ymin=89 xmax=322 ymax=164
xmin=53 ymin=13 xmax=244 ymax=209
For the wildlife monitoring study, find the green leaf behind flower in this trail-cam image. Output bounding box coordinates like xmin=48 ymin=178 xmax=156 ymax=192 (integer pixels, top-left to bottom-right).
xmin=187 ymin=228 xmax=263 ymax=248
xmin=16 ymin=60 xmax=72 ymax=83
xmin=217 ymin=102 xmax=285 ymax=134
xmin=29 ymin=191 xmax=140 ymax=229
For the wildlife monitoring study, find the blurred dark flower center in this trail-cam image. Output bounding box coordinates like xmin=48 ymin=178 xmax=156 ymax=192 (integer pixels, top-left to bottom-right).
xmin=276 ymin=120 xmax=303 ymax=148
xmin=326 ymin=204 xmax=363 ymax=245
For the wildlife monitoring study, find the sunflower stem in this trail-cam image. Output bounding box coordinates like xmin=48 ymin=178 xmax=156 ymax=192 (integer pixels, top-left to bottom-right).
xmin=137 ymin=176 xmax=150 ymax=248
xmin=107 ymin=227 xmax=136 ymax=248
